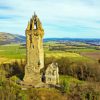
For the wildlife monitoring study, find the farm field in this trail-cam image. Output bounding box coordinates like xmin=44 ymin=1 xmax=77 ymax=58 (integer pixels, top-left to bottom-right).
xmin=44 ymin=41 xmax=100 ymax=61
xmin=81 ymin=52 xmax=100 ymax=60
xmin=0 ymin=44 xmax=25 ymax=63
xmin=0 ymin=42 xmax=97 ymax=64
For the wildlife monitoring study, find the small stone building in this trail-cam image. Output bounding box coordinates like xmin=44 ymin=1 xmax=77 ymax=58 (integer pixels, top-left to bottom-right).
xmin=45 ymin=63 xmax=59 ymax=85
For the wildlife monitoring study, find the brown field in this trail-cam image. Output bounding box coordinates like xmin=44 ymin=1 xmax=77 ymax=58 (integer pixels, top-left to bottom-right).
xmin=81 ymin=52 xmax=100 ymax=60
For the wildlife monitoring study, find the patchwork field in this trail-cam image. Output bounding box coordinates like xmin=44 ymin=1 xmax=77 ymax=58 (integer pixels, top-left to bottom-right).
xmin=44 ymin=41 xmax=100 ymax=61
xmin=81 ymin=52 xmax=100 ymax=60
xmin=0 ymin=43 xmax=96 ymax=64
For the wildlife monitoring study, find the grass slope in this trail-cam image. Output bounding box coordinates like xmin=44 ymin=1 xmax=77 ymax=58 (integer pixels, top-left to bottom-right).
xmin=0 ymin=32 xmax=25 ymax=45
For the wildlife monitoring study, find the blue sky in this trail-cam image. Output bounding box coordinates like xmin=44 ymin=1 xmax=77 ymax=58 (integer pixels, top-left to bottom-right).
xmin=0 ymin=0 xmax=100 ymax=38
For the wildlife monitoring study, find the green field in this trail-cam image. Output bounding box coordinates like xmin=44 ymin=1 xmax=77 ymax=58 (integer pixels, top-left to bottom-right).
xmin=0 ymin=42 xmax=97 ymax=64
xmin=0 ymin=44 xmax=25 ymax=59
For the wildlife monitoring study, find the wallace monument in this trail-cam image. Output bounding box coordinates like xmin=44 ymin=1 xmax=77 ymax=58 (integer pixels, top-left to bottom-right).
xmin=23 ymin=13 xmax=59 ymax=87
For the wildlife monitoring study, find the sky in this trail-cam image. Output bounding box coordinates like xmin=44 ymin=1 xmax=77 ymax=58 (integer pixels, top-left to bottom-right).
xmin=0 ymin=0 xmax=100 ymax=38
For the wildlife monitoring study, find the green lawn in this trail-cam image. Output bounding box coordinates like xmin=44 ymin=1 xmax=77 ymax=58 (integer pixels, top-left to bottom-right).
xmin=0 ymin=44 xmax=26 ymax=59
xmin=0 ymin=43 xmax=95 ymax=63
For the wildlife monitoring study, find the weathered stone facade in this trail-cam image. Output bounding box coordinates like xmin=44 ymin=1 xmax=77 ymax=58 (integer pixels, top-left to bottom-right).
xmin=23 ymin=13 xmax=59 ymax=87
xmin=45 ymin=63 xmax=59 ymax=85
xmin=23 ymin=13 xmax=44 ymax=85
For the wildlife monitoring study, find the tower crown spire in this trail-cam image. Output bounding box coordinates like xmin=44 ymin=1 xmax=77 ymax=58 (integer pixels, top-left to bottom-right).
xmin=26 ymin=21 xmax=30 ymax=30
xmin=26 ymin=13 xmax=44 ymax=32
xmin=34 ymin=12 xmax=37 ymax=17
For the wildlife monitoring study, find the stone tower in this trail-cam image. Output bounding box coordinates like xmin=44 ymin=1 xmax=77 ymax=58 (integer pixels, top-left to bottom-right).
xmin=23 ymin=13 xmax=44 ymax=86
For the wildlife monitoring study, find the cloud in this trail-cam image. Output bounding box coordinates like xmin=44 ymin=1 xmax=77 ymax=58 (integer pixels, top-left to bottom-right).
xmin=0 ymin=0 xmax=100 ymax=38
xmin=0 ymin=5 xmax=13 ymax=10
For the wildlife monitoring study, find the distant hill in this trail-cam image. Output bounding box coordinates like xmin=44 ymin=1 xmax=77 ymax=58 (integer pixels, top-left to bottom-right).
xmin=0 ymin=32 xmax=25 ymax=45
xmin=44 ymin=38 xmax=100 ymax=46
xmin=0 ymin=32 xmax=100 ymax=46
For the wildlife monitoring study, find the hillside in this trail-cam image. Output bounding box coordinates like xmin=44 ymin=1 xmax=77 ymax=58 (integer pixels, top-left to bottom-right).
xmin=0 ymin=32 xmax=25 ymax=45
xmin=44 ymin=38 xmax=100 ymax=46
xmin=0 ymin=32 xmax=100 ymax=46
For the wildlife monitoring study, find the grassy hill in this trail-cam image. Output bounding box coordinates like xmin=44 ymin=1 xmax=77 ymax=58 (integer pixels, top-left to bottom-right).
xmin=0 ymin=32 xmax=25 ymax=45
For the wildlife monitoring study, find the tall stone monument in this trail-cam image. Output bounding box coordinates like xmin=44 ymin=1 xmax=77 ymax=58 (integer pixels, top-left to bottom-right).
xmin=23 ymin=13 xmax=44 ymax=86
xmin=23 ymin=13 xmax=59 ymax=87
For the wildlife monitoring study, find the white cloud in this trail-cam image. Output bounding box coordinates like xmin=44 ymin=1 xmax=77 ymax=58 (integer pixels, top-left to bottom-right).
xmin=0 ymin=0 xmax=100 ymax=38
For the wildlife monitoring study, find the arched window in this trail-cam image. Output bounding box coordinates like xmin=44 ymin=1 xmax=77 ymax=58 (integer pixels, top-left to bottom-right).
xmin=29 ymin=34 xmax=32 ymax=43
xmin=34 ymin=18 xmax=37 ymax=29
xmin=34 ymin=23 xmax=37 ymax=29
xmin=29 ymin=34 xmax=32 ymax=48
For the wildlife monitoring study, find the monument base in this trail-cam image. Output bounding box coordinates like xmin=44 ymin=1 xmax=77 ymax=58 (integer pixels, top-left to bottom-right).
xmin=23 ymin=65 xmax=42 ymax=87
